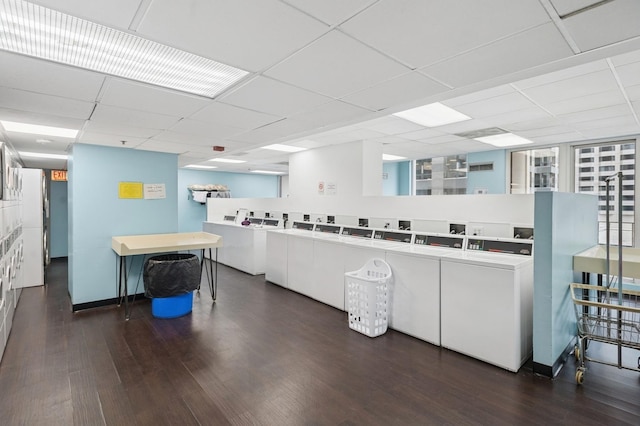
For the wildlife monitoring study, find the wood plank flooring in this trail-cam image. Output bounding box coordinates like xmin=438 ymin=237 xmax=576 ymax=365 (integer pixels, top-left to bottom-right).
xmin=1 ymin=258 xmax=640 ymax=425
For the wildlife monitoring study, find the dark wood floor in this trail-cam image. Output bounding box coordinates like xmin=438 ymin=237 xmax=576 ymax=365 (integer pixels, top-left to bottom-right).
xmin=1 ymin=259 xmax=640 ymax=425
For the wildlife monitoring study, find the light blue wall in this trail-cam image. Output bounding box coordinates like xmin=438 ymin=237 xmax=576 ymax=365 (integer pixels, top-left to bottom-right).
xmin=69 ymin=144 xmax=178 ymax=305
xmin=383 ymin=161 xmax=411 ymax=196
xmin=533 ymin=192 xmax=598 ymax=376
xmin=466 ymin=150 xmax=507 ymax=194
xmin=49 ymin=180 xmax=68 ymax=258
xmin=178 ymin=169 xmax=279 ymax=232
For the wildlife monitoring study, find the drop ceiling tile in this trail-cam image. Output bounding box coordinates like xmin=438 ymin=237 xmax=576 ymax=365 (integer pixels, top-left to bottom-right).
xmin=79 ymin=132 xmax=146 ymax=148
xmin=34 ymin=0 xmax=141 ymax=28
xmin=614 ymin=61 xmax=640 ymax=88
xmin=0 ymin=108 xmax=86 ymax=129
xmin=527 ymin=131 xmax=586 ymax=144
xmin=421 ymin=23 xmax=573 ymax=88
xmin=542 ymin=90 xmax=626 ymax=115
xmin=169 ymin=119 xmax=245 ymax=139
xmin=549 ymin=0 xmax=604 ymax=17
xmin=503 ymin=117 xmax=563 ymax=132
xmin=136 ymin=140 xmax=200 ymax=155
xmin=571 ymin=115 xmax=638 ymax=131
xmin=340 ymin=0 xmax=550 ymax=69
xmin=358 ymin=116 xmax=426 ymax=135
xmin=513 ymin=59 xmax=609 ymax=89
xmin=557 ymin=104 xmax=632 ymax=124
xmin=562 ymin=0 xmax=640 ymax=51
xmin=264 ymin=30 xmax=410 ymax=98
xmin=228 ymin=118 xmax=312 ymax=144
xmin=521 ymin=69 xmax=619 ymax=105
xmin=100 ymin=79 xmax=210 ymax=117
xmin=450 ymin=92 xmax=537 ymax=118
xmin=610 ymin=49 xmax=640 ymax=66
xmin=284 ymin=0 xmax=376 ymax=25
xmin=91 ymin=105 xmax=180 ymax=129
xmin=9 ymin=133 xmax=72 ymax=152
xmin=341 ymin=71 xmax=449 ymax=112
xmin=0 ymin=87 xmax=94 ymax=120
xmin=435 ymin=118 xmax=494 ymax=135
xmin=83 ymin=121 xmax=161 ymax=139
xmin=370 ymin=136 xmax=413 ymax=145
xmin=626 ymin=84 xmax=640 ymax=101
xmin=396 ymin=128 xmax=448 ymax=141
xmin=481 ymin=107 xmax=553 ymax=127
xmin=220 ymin=76 xmax=332 ymax=117
xmin=151 ymin=130 xmax=226 ymax=147
xmin=138 ymin=0 xmax=329 ymax=72
xmin=290 ymin=100 xmax=374 ymax=128
xmin=444 ymin=85 xmax=516 ymax=107
xmin=0 ymin=52 xmax=104 ymax=102
xmin=191 ymin=102 xmax=282 ymax=130
xmin=515 ymin=125 xmax=580 ymax=138
xmin=578 ymin=123 xmax=640 ymax=139
xmin=416 ymin=134 xmax=469 ymax=145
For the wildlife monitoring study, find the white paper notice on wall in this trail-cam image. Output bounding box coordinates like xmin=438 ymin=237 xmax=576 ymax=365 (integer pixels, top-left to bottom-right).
xmin=144 ymin=183 xmax=166 ymax=199
xmin=326 ymin=182 xmax=337 ymax=195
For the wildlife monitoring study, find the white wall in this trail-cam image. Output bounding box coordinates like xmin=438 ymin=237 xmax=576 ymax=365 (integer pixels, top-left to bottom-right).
xmin=289 ymin=141 xmax=382 ymax=198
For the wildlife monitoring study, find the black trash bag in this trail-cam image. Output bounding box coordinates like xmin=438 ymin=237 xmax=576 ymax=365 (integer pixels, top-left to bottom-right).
xmin=143 ymin=254 xmax=200 ymax=298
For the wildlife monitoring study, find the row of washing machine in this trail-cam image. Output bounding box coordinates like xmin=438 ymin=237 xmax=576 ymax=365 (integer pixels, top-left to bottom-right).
xmin=265 ymin=222 xmax=534 ymax=372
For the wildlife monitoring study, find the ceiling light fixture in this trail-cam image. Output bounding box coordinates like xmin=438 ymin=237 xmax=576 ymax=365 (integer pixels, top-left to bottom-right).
xmin=1 ymin=120 xmax=78 ymax=138
xmin=185 ymin=165 xmax=218 ymax=169
xmin=382 ymin=154 xmax=406 ymax=161
xmin=19 ymin=151 xmax=68 ymax=160
xmin=474 ymin=133 xmax=533 ymax=147
xmin=261 ymin=144 xmax=306 ymax=153
xmin=393 ymin=102 xmax=471 ymax=127
xmin=208 ymin=158 xmax=246 ymax=164
xmin=251 ymin=170 xmax=284 ymax=174
xmin=0 ymin=0 xmax=248 ymax=98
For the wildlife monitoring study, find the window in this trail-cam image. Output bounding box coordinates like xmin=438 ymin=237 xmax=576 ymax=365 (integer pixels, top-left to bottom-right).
xmin=574 ymin=141 xmax=636 ymax=246
xmin=510 ymin=147 xmax=559 ymax=194
xmin=414 ymin=155 xmax=467 ymax=195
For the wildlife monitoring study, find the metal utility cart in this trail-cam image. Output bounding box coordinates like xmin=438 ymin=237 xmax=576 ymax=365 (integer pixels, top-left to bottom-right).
xmin=571 ymin=172 xmax=640 ymax=385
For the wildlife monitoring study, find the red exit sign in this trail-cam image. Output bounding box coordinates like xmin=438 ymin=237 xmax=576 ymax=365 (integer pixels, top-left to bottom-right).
xmin=51 ymin=170 xmax=67 ymax=181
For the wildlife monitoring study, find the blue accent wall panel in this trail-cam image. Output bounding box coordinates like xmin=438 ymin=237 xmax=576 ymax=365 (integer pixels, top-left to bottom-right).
xmin=382 ymin=161 xmax=411 ymax=196
xmin=533 ymin=191 xmax=598 ymax=374
xmin=178 ymin=169 xmax=278 ymax=232
xmin=69 ymin=144 xmax=178 ymax=305
xmin=49 ymin=180 xmax=68 ymax=258
xmin=466 ymin=150 xmax=506 ymax=194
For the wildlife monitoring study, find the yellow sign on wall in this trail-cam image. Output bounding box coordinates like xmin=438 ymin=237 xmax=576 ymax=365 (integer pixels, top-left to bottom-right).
xmin=51 ymin=170 xmax=67 ymax=181
xmin=118 ymin=182 xmax=144 ymax=199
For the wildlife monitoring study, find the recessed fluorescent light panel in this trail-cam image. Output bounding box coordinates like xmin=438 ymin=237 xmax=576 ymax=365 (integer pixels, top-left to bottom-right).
xmin=1 ymin=120 xmax=78 ymax=138
xmin=382 ymin=154 xmax=406 ymax=161
xmin=393 ymin=102 xmax=471 ymax=127
xmin=261 ymin=144 xmax=306 ymax=153
xmin=19 ymin=151 xmax=68 ymax=160
xmin=474 ymin=133 xmax=533 ymax=147
xmin=0 ymin=0 xmax=248 ymax=98
xmin=185 ymin=165 xmax=217 ymax=169
xmin=251 ymin=170 xmax=283 ymax=174
xmin=208 ymin=158 xmax=246 ymax=164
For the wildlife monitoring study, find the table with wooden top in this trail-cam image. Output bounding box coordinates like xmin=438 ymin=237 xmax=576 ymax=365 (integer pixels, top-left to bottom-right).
xmin=111 ymin=232 xmax=223 ymax=320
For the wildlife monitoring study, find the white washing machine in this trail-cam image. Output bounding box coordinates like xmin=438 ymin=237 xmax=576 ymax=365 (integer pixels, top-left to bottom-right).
xmin=385 ymin=233 xmax=466 ymax=345
xmin=440 ymin=236 xmax=534 ymax=372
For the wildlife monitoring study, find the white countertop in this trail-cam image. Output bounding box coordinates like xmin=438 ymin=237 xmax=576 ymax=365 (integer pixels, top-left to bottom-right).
xmin=112 ymin=232 xmax=223 ymax=256
xmin=573 ymin=245 xmax=640 ymax=278
xmin=441 ymin=250 xmax=533 ymax=270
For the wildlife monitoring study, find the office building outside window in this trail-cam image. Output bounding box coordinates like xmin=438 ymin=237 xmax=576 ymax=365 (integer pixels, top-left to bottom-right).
xmin=510 ymin=147 xmax=559 ymax=194
xmin=415 ymin=155 xmax=467 ymax=195
xmin=574 ymin=141 xmax=635 ymax=246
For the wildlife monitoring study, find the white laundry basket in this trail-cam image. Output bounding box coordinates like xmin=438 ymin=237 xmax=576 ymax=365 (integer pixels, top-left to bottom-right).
xmin=345 ymin=258 xmax=392 ymax=337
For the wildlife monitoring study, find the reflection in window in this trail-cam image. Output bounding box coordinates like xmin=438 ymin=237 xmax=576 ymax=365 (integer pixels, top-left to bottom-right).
xmin=510 ymin=147 xmax=559 ymax=194
xmin=415 ymin=155 xmax=466 ymax=195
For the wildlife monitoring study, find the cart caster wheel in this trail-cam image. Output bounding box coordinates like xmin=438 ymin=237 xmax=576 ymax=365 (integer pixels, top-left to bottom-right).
xmin=576 ymin=369 xmax=584 ymax=385
xmin=574 ymin=345 xmax=580 ymax=361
